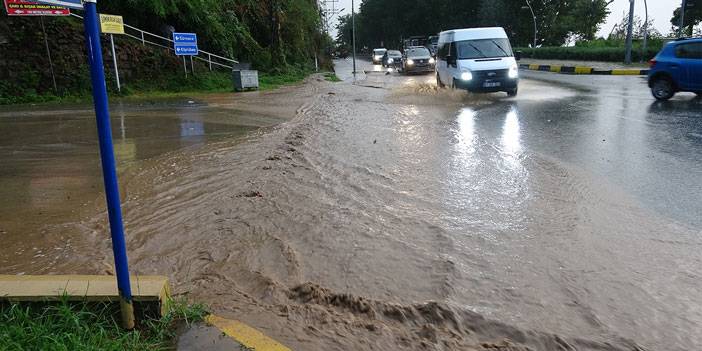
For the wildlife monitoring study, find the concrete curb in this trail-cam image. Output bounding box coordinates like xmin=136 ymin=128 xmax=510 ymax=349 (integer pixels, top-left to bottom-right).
xmin=0 ymin=275 xmax=171 ymax=317
xmin=520 ymin=64 xmax=649 ymax=76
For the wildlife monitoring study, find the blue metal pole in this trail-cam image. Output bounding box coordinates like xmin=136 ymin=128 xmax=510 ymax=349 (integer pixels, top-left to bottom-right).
xmin=82 ymin=0 xmax=135 ymax=329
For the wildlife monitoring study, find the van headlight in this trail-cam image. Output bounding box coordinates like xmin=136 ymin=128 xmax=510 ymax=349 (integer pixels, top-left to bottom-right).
xmin=460 ymin=71 xmax=473 ymax=81
xmin=407 ymin=59 xmax=414 ymax=65
xmin=429 ymin=58 xmax=435 ymax=64
xmin=388 ymin=58 xmax=394 ymax=64
xmin=509 ymin=64 xmax=519 ymax=79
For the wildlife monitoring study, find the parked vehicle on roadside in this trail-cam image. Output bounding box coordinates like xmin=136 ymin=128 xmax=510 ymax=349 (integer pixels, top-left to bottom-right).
xmin=436 ymin=27 xmax=520 ymax=96
xmin=382 ymin=50 xmax=403 ymax=68
xmin=401 ymin=46 xmax=435 ymax=74
xmin=372 ymin=48 xmax=387 ymax=64
xmin=648 ymin=37 xmax=702 ymax=101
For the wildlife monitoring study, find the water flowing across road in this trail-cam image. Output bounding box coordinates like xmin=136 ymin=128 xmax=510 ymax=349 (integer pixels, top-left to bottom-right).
xmin=1 ymin=61 xmax=701 ymax=350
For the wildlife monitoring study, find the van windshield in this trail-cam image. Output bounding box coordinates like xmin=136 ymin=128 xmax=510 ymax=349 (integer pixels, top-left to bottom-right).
xmin=456 ymin=39 xmax=513 ymax=59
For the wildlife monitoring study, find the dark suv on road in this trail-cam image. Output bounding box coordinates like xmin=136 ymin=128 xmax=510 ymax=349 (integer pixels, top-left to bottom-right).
xmin=648 ymin=38 xmax=702 ymax=100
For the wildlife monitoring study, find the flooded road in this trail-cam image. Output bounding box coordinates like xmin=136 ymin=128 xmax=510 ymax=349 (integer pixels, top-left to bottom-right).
xmin=2 ymin=62 xmax=701 ymax=351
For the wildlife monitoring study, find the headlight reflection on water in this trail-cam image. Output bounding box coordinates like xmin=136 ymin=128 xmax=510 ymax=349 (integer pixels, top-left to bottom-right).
xmin=502 ymin=108 xmax=522 ymax=157
xmin=457 ymin=108 xmax=476 ymax=153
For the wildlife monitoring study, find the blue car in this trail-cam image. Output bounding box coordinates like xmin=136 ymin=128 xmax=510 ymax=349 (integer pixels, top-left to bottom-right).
xmin=648 ymin=38 xmax=702 ymax=100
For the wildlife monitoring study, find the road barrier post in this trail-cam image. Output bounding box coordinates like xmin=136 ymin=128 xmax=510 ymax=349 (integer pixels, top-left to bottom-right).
xmin=82 ymin=0 xmax=134 ymax=329
xmin=208 ymin=53 xmax=212 ymax=71
xmin=109 ymin=34 xmax=121 ymax=92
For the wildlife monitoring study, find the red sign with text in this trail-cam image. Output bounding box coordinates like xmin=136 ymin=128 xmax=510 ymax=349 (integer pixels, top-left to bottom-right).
xmin=4 ymin=0 xmax=70 ymax=16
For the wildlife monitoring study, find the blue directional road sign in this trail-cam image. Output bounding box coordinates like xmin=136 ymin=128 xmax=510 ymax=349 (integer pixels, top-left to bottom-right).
xmin=173 ymin=32 xmax=198 ymax=56
xmin=32 ymin=0 xmax=83 ymax=9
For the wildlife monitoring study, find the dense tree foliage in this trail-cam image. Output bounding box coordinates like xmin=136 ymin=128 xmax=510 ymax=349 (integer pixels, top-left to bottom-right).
xmin=670 ymin=2 xmax=702 ymax=37
xmin=98 ymin=0 xmax=323 ymax=69
xmin=0 ymin=0 xmax=328 ymax=102
xmin=338 ymin=0 xmax=615 ymax=49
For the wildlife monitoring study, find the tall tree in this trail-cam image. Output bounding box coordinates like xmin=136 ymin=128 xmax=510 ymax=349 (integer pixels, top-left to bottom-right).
xmin=348 ymin=0 xmax=614 ymax=48
xmin=671 ymin=2 xmax=702 ymax=36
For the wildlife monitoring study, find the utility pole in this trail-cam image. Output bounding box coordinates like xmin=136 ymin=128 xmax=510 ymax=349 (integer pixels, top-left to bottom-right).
xmin=624 ymin=0 xmax=635 ymax=64
xmin=641 ymin=0 xmax=648 ymax=62
xmin=351 ymin=0 xmax=357 ymax=77
xmin=679 ymin=0 xmax=688 ymax=37
xmin=524 ymin=0 xmax=537 ymax=48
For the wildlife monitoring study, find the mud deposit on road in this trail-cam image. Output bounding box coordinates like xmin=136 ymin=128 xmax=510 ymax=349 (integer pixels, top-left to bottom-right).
xmin=2 ymin=70 xmax=701 ymax=351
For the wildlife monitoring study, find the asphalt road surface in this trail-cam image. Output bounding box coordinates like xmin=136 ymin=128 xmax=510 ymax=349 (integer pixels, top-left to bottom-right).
xmin=1 ymin=59 xmax=700 ymax=351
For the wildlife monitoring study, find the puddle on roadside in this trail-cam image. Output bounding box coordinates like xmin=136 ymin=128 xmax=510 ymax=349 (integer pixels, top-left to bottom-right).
xmin=0 ymin=102 xmax=279 ymax=273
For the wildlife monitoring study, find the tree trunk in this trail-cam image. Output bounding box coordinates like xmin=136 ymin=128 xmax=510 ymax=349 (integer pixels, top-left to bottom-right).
xmin=270 ymin=0 xmax=286 ymax=67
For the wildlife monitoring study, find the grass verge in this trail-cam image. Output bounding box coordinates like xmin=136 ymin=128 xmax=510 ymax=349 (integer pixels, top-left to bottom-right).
xmin=323 ymin=72 xmax=341 ymax=82
xmin=0 ymin=68 xmax=313 ymax=106
xmin=0 ymin=298 xmax=208 ymax=351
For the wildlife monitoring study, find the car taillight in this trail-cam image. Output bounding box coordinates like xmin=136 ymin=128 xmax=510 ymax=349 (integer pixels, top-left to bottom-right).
xmin=649 ymin=59 xmax=657 ymax=68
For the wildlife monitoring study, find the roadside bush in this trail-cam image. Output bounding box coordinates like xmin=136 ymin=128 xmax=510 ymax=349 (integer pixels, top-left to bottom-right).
xmin=516 ymin=46 xmax=662 ymax=63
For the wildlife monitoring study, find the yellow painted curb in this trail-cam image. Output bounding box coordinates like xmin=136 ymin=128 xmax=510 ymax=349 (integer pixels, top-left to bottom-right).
xmin=611 ymin=69 xmax=643 ymax=75
xmin=528 ymin=64 xmax=539 ymax=70
xmin=0 ymin=275 xmax=170 ymax=316
xmin=205 ymin=314 xmax=292 ymax=351
xmin=549 ymin=65 xmax=562 ymax=73
xmin=574 ymin=66 xmax=594 ymax=74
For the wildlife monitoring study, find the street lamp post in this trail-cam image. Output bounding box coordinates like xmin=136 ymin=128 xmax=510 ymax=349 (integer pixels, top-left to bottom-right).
xmin=624 ymin=0 xmax=635 ymax=64
xmin=679 ymin=0 xmax=688 ymax=37
xmin=351 ymin=0 xmax=357 ymax=77
xmin=523 ymin=0 xmax=537 ymax=48
xmin=641 ymin=0 xmax=648 ymax=63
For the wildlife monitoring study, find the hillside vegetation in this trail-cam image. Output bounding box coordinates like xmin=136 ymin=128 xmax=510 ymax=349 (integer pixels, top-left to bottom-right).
xmin=0 ymin=0 xmax=329 ymax=104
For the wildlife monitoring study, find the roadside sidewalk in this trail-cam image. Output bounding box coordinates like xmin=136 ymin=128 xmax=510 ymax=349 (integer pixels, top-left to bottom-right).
xmin=519 ymin=58 xmax=650 ymax=76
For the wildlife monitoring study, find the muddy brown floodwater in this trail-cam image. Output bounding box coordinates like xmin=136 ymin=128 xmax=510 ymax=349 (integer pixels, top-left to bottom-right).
xmin=1 ymin=62 xmax=701 ymax=351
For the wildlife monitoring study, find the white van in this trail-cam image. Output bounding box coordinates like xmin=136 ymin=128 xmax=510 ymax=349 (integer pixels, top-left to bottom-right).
xmin=436 ymin=27 xmax=520 ymax=96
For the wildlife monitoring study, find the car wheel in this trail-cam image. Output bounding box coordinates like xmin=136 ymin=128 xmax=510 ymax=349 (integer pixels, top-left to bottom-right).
xmin=507 ymin=87 xmax=518 ymax=97
xmin=651 ymin=78 xmax=675 ymax=101
xmin=451 ymin=79 xmax=457 ymax=90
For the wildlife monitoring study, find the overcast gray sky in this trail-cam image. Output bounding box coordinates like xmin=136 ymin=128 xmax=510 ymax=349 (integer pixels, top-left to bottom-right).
xmin=601 ymin=0 xmax=678 ymax=37
xmin=329 ymin=0 xmax=679 ymax=38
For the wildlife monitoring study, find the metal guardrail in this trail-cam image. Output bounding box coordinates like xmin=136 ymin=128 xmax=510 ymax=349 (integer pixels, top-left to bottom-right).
xmin=70 ymin=13 xmax=239 ymax=70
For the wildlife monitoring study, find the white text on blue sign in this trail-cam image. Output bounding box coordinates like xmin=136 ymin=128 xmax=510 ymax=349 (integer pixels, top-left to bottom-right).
xmin=32 ymin=0 xmax=83 ymax=9
xmin=175 ymin=46 xmax=198 ymax=56
xmin=173 ymin=33 xmax=197 ymax=44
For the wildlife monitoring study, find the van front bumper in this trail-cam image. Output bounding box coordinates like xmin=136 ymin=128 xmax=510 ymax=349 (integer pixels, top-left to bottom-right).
xmin=454 ymin=77 xmax=519 ymax=92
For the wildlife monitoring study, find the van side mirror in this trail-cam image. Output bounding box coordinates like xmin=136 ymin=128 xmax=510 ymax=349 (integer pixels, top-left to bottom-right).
xmin=515 ymin=51 xmax=522 ymax=61
xmin=447 ymin=55 xmax=456 ymax=66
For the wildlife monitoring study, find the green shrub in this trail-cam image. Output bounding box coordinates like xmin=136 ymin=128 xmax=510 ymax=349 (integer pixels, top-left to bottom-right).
xmin=516 ymin=46 xmax=661 ymax=62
